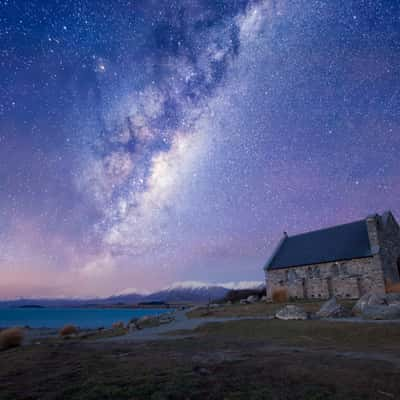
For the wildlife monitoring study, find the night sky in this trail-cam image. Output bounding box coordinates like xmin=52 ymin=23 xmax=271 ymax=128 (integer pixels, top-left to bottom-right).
xmin=1 ymin=0 xmax=399 ymax=299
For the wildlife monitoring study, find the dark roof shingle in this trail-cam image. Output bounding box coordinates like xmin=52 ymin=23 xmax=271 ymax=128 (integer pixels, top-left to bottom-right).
xmin=265 ymin=219 xmax=374 ymax=270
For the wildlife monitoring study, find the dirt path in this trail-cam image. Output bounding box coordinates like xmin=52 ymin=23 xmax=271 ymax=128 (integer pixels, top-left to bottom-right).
xmin=98 ymin=310 xmax=274 ymax=342
xmin=97 ymin=308 xmax=400 ymax=344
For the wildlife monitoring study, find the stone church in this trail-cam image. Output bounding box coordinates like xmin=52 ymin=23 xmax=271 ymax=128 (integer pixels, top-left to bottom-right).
xmin=264 ymin=211 xmax=400 ymax=301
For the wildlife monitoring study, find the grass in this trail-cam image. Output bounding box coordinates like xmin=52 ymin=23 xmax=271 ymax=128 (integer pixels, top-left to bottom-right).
xmin=186 ymin=299 xmax=356 ymax=319
xmin=1 ymin=324 xmax=400 ymax=399
xmin=0 ymin=327 xmax=24 ymax=350
xmin=180 ymin=319 xmax=400 ymax=350
xmin=86 ymin=327 xmax=127 ymax=340
xmin=1 ymin=305 xmax=400 ymax=399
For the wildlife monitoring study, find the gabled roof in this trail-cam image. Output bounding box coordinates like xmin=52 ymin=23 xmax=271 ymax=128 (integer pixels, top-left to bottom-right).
xmin=265 ymin=219 xmax=375 ymax=270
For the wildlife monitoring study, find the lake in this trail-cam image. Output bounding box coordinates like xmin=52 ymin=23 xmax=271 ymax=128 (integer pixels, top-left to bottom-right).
xmin=0 ymin=307 xmax=170 ymax=329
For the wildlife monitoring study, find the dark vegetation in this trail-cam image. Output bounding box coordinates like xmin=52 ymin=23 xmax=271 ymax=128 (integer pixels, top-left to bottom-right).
xmin=0 ymin=328 xmax=24 ymax=351
xmin=221 ymin=288 xmax=265 ymax=303
xmin=1 ymin=319 xmax=400 ymax=399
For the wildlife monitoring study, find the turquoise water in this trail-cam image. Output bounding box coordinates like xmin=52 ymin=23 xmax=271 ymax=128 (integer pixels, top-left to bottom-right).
xmin=0 ymin=307 xmax=170 ymax=329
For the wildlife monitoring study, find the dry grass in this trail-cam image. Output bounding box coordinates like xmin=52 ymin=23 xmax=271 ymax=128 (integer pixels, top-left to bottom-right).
xmin=0 ymin=327 xmax=24 ymax=350
xmin=59 ymin=324 xmax=78 ymax=337
xmin=2 ymin=321 xmax=400 ymax=400
xmin=186 ymin=300 xmax=335 ymax=319
xmin=272 ymin=287 xmax=288 ymax=303
xmin=176 ymin=319 xmax=400 ymax=350
xmin=386 ymin=279 xmax=400 ymax=293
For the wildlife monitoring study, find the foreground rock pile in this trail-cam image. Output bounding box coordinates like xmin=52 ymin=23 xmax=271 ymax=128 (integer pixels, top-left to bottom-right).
xmin=273 ymin=292 xmax=400 ymax=321
xmin=352 ymin=292 xmax=400 ymax=320
xmin=275 ymin=305 xmax=308 ymax=320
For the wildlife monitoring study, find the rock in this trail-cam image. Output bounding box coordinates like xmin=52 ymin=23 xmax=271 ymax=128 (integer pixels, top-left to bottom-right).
xmin=158 ymin=315 xmax=175 ymax=324
xmin=361 ymin=304 xmax=400 ymax=320
xmin=260 ymin=296 xmax=267 ymax=302
xmin=246 ymin=295 xmax=259 ymax=303
xmin=128 ymin=322 xmax=139 ymax=332
xmin=316 ymin=297 xmax=345 ymax=318
xmin=385 ymin=293 xmax=400 ymax=306
xmin=209 ymin=303 xmax=221 ymax=308
xmin=352 ymin=292 xmax=387 ymax=315
xmin=77 ymin=331 xmax=93 ymax=339
xmin=193 ymin=365 xmax=211 ymax=376
xmin=226 ymin=300 xmax=233 ymax=305
xmin=239 ymin=299 xmax=249 ymax=305
xmin=275 ymin=305 xmax=308 ymax=320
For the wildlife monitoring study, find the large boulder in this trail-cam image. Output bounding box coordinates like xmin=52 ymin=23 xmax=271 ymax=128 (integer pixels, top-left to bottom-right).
xmin=361 ymin=304 xmax=400 ymax=320
xmin=352 ymin=293 xmax=386 ymax=315
xmin=275 ymin=305 xmax=308 ymax=320
xmin=385 ymin=293 xmax=400 ymax=306
xmin=316 ymin=297 xmax=345 ymax=318
xmin=246 ymin=295 xmax=259 ymax=304
xmin=128 ymin=322 xmax=139 ymax=332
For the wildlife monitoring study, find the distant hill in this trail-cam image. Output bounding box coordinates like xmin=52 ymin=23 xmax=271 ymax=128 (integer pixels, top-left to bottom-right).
xmin=144 ymin=283 xmax=229 ymax=303
xmin=0 ymin=281 xmax=265 ymax=307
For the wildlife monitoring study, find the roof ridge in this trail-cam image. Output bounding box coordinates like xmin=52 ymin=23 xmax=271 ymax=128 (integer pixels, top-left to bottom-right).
xmin=286 ymin=218 xmax=366 ymax=239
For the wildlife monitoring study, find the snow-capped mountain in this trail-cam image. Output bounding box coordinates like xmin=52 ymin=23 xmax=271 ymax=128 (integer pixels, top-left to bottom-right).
xmin=0 ymin=281 xmax=265 ymax=306
xmin=143 ymin=281 xmax=265 ymax=303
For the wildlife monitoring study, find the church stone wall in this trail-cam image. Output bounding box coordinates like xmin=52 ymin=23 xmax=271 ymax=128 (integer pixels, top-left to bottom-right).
xmin=266 ymin=255 xmax=386 ymax=301
xmin=375 ymin=213 xmax=400 ymax=284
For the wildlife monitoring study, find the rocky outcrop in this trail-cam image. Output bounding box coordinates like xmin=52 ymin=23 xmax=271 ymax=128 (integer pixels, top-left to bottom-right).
xmin=275 ymin=305 xmax=308 ymax=320
xmin=385 ymin=293 xmax=400 ymax=306
xmin=361 ymin=305 xmax=400 ymax=320
xmin=246 ymin=295 xmax=259 ymax=303
xmin=316 ymin=297 xmax=346 ymax=318
xmin=353 ymin=292 xmax=400 ymax=320
xmin=352 ymin=293 xmax=386 ymax=315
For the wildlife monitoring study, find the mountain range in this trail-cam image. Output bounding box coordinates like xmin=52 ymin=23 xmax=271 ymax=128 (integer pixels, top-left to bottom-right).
xmin=0 ymin=281 xmax=265 ymax=307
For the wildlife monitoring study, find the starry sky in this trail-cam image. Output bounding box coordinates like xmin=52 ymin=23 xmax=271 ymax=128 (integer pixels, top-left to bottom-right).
xmin=1 ymin=0 xmax=399 ymax=299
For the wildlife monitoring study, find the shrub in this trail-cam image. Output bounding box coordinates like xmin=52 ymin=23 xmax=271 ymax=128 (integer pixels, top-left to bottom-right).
xmin=222 ymin=288 xmax=266 ymax=303
xmin=112 ymin=321 xmax=125 ymax=329
xmin=386 ymin=279 xmax=400 ymax=293
xmin=59 ymin=324 xmax=78 ymax=336
xmin=0 ymin=327 xmax=24 ymax=350
xmin=272 ymin=287 xmax=288 ymax=303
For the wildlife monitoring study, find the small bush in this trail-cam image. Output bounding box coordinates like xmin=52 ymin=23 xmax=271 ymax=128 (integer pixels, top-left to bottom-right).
xmin=0 ymin=327 xmax=24 ymax=350
xmin=59 ymin=324 xmax=78 ymax=336
xmin=272 ymin=287 xmax=288 ymax=303
xmin=386 ymin=280 xmax=400 ymax=293
xmin=112 ymin=321 xmax=125 ymax=329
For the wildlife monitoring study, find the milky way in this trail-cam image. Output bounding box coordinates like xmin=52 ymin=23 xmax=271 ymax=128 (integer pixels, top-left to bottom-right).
xmin=1 ymin=0 xmax=399 ymax=298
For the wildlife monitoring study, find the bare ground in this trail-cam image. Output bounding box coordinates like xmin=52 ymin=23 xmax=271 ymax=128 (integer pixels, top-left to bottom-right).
xmin=1 ymin=314 xmax=400 ymax=400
